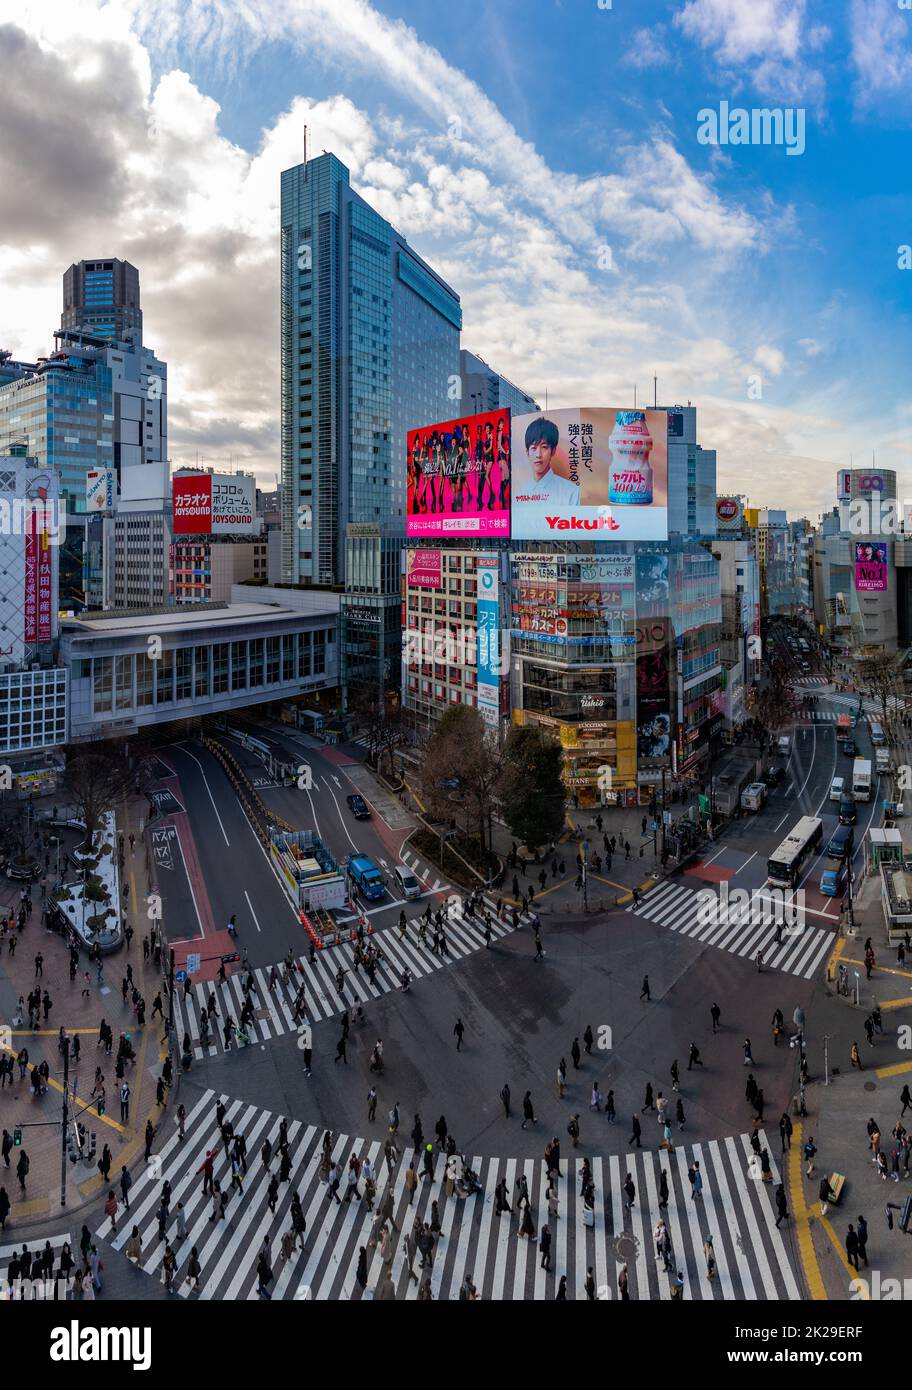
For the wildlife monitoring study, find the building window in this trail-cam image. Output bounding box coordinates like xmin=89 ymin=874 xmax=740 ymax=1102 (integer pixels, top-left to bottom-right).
xmin=266 ymin=636 xmax=280 ymax=685
xmin=115 ymin=655 xmax=132 ymax=712
xmin=155 ymin=649 xmax=174 ymax=705
xmin=93 ymin=657 xmax=112 ymax=717
xmin=231 ymin=641 xmax=247 ymax=691
xmin=194 ymin=646 xmax=210 ymax=699
xmin=136 ymin=655 xmax=154 ymax=708
xmin=213 ymin=643 xmax=229 ymax=695
xmin=176 ymin=648 xmax=192 ymax=701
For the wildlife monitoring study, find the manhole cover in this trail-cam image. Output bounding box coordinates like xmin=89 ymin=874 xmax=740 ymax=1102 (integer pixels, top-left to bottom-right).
xmin=612 ymin=1232 xmax=638 ymax=1262
xmin=864 ymin=1081 xmax=877 ymax=1091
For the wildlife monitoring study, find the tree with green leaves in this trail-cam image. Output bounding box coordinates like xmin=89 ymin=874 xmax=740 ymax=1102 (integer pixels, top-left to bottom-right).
xmin=498 ymin=724 xmax=567 ymax=852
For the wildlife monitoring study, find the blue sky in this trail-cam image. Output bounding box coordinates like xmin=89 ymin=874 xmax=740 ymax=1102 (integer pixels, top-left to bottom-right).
xmin=4 ymin=0 xmax=912 ymax=515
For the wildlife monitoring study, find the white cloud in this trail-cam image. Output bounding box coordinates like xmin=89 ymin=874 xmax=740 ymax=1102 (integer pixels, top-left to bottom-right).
xmin=849 ymin=0 xmax=912 ymax=108
xmin=674 ymin=0 xmax=827 ymax=103
xmin=622 ymin=25 xmax=675 ymax=71
xmin=754 ymin=345 xmax=785 ymax=375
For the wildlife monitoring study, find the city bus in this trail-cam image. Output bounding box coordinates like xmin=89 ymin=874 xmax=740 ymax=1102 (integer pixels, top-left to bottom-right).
xmin=836 ymin=714 xmax=852 ymax=742
xmin=767 ymin=815 xmax=824 ymax=889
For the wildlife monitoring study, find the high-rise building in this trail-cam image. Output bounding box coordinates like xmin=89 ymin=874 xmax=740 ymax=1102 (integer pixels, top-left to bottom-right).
xmin=0 ymin=328 xmax=167 ymax=607
xmin=62 ymin=259 xmax=142 ymax=342
xmin=458 ymin=349 xmax=539 ymax=416
xmin=280 ymin=152 xmax=461 ymax=704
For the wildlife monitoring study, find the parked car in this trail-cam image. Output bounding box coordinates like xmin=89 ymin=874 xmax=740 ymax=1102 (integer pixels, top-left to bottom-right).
xmin=829 ymin=776 xmax=844 ymax=802
xmin=841 ymin=739 xmax=858 ymax=757
xmin=346 ymin=794 xmax=371 ymax=820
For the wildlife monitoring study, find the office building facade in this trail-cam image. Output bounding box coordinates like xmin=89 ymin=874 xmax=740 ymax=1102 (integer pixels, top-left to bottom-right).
xmin=62 ymin=259 xmax=143 ymax=343
xmin=280 ymin=152 xmax=461 ymax=705
xmin=458 ymin=349 xmax=539 ymax=417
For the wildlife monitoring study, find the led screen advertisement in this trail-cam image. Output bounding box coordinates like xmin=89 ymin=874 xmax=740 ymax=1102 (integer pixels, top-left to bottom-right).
xmin=511 ymin=407 xmax=668 ymax=541
xmin=407 ymin=408 xmax=510 ymax=538
xmin=854 ymin=541 xmax=888 ymax=592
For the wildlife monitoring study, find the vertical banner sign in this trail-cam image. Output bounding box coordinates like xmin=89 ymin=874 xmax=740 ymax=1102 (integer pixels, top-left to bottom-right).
xmin=24 ymin=503 xmax=37 ymax=644
xmin=37 ymin=499 xmax=52 ymax=641
xmin=476 ymin=555 xmax=500 ymax=728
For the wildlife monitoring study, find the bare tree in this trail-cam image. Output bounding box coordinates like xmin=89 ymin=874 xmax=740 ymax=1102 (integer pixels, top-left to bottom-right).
xmin=418 ymin=705 xmax=502 ymax=854
xmin=857 ymin=651 xmax=902 ymax=723
xmin=63 ymin=738 xmax=145 ymax=845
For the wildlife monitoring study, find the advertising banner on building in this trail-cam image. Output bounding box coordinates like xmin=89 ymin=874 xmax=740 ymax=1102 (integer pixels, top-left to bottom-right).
xmin=854 ymin=541 xmax=888 ymax=592
xmin=476 ymin=555 xmax=500 ymax=727
xmin=172 ymin=474 xmax=255 ymax=534
xmin=86 ymin=469 xmax=116 ymax=514
xmin=636 ymin=617 xmax=672 ymax=760
xmin=715 ymin=495 xmax=742 ymax=531
xmin=405 ymin=548 xmax=442 ymax=589
xmin=407 ymin=407 xmax=511 ymax=539
xmin=511 ymin=407 xmax=668 ymax=541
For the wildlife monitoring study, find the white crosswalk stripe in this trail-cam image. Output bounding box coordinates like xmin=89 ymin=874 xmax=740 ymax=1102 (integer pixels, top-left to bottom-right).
xmin=172 ymin=897 xmax=530 ymax=1058
xmin=793 ymin=676 xmax=827 ymax=687
xmin=629 ymin=881 xmax=834 ymax=980
xmin=94 ymin=1090 xmax=800 ymax=1300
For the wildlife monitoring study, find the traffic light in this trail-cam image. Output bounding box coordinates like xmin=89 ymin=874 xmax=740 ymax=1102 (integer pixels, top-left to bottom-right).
xmin=97 ymin=1093 xmax=105 ymax=1116
xmin=13 ymin=1127 xmax=21 ymax=1147
xmin=220 ymin=952 xmax=240 ymax=964
xmin=87 ymin=1131 xmax=97 ymax=1164
xmin=900 ymin=1195 xmax=912 ymax=1234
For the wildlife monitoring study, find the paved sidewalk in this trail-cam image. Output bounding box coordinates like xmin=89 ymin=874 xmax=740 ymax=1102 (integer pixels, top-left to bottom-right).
xmin=0 ymin=794 xmax=172 ymax=1230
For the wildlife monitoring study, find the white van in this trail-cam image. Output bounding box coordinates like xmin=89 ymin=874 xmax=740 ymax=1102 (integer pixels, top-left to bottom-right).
xmin=777 ymin=735 xmax=791 ymax=756
xmin=876 ymin=747 xmax=891 ymax=775
xmin=829 ymin=776 xmax=844 ymax=802
xmin=870 ymin=722 xmax=885 ymax=746
xmin=741 ymin=782 xmax=767 ymax=812
xmin=394 ymin=865 xmax=422 ymax=900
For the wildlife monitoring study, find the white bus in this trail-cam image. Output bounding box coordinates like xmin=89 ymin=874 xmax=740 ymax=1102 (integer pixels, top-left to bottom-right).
xmin=767 ymin=815 xmax=824 ymax=889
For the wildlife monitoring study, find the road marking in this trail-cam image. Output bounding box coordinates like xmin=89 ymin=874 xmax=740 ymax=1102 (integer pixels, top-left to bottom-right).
xmin=733 ymin=851 xmax=757 ymax=877
xmin=320 ymin=776 xmax=359 ymax=851
xmin=876 ymin=1060 xmax=912 ymax=1078
xmin=168 ymin=819 xmax=206 ymax=943
xmin=332 ymin=776 xmax=342 ymax=788
xmin=177 ymin=745 xmax=230 ymax=847
xmin=785 ymin=1122 xmax=828 ymax=1300
xmin=244 ymin=890 xmax=261 ymax=934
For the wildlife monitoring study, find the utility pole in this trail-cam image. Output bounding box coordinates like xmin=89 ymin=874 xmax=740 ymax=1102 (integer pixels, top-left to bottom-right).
xmin=823 ymin=1032 xmax=830 ymax=1086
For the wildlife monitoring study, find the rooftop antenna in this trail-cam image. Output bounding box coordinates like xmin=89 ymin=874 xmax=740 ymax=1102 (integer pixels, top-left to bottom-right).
xmin=303 ymin=123 xmax=308 ymax=170
xmin=633 ymin=384 xmax=637 ymax=409
xmin=653 ymin=375 xmax=658 ymax=409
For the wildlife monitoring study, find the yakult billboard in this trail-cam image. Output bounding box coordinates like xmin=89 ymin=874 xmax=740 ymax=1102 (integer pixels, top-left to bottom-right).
xmin=407 ymin=408 xmax=510 ymax=538
xmin=172 ymin=474 xmax=255 ymax=535
xmin=510 ymin=408 xmax=668 ymax=541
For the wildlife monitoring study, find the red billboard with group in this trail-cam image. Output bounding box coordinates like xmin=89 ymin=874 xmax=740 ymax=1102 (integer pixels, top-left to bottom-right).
xmin=407 ymin=407 xmax=511 ymax=538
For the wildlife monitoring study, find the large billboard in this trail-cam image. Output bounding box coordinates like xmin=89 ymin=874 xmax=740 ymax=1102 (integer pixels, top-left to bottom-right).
xmin=0 ymin=465 xmax=60 ymax=663
xmin=511 ymin=407 xmax=668 ymax=541
xmin=172 ymin=474 xmax=255 ymax=535
xmin=406 ymin=408 xmax=510 ymax=539
xmin=855 ymin=541 xmax=888 ymax=592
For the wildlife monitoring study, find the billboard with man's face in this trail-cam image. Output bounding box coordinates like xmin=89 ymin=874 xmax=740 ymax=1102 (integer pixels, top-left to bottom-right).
xmin=406 ymin=408 xmax=511 ymax=538
xmin=510 ymin=408 xmax=668 ymax=541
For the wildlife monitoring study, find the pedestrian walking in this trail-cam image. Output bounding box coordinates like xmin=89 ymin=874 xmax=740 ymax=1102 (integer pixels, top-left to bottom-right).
xmin=521 ymin=1091 xmax=535 ymax=1129
xmin=623 ymin=1173 xmax=635 ymax=1209
xmin=453 ymin=1017 xmax=465 ymax=1051
xmin=774 ymin=1184 xmax=789 ymax=1228
xmin=640 ymin=975 xmax=651 ymax=1001
xmin=629 ymin=1115 xmax=642 ymax=1148
xmin=500 ymin=1083 xmax=511 ymax=1118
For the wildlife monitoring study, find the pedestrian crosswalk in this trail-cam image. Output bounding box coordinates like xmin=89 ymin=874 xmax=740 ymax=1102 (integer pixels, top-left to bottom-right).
xmin=1 ymin=1233 xmax=72 ymax=1297
xmin=629 ymin=881 xmax=834 ymax=980
xmin=172 ymin=897 xmax=527 ymax=1059
xmin=800 ymin=710 xmax=837 ymax=722
xmin=94 ymin=1088 xmax=801 ymax=1300
xmin=794 ymin=676 xmax=828 ymax=687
